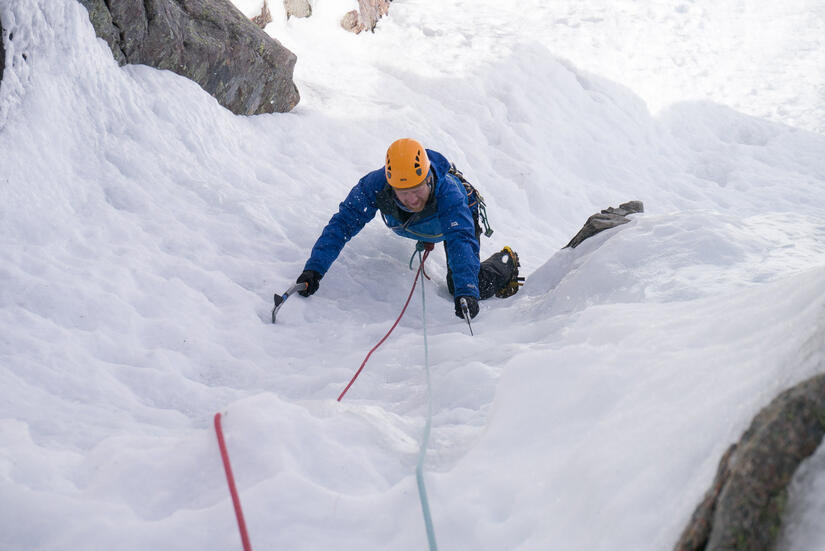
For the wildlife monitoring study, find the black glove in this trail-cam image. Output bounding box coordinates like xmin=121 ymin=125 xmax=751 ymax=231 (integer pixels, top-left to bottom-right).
xmin=454 ymin=296 xmax=479 ymax=320
xmin=296 ymin=270 xmax=322 ymax=297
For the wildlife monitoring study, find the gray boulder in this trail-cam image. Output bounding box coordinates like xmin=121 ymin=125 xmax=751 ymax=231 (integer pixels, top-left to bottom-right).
xmin=564 ymin=200 xmax=644 ymax=248
xmin=1 ymin=16 xmax=5 ymax=84
xmin=675 ymin=373 xmax=825 ymax=551
xmin=77 ymin=0 xmax=299 ymax=115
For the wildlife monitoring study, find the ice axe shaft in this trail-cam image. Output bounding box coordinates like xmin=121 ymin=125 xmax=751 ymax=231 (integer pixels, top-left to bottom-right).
xmin=460 ymin=297 xmax=474 ymax=336
xmin=271 ymin=282 xmax=308 ymax=323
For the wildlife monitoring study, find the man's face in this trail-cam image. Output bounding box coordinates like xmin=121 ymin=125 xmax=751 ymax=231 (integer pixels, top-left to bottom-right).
xmin=393 ymin=174 xmax=432 ymax=213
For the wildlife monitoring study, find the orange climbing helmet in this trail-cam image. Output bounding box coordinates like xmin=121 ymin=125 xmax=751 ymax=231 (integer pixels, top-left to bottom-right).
xmin=384 ymin=138 xmax=431 ymax=189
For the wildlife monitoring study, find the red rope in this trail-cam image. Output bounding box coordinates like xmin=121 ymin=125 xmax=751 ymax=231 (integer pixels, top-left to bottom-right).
xmin=338 ymin=248 xmax=431 ymax=402
xmin=214 ymin=412 xmax=253 ymax=551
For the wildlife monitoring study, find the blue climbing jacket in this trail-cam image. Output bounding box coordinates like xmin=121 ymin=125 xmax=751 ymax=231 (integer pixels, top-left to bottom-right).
xmin=303 ymin=149 xmax=481 ymax=299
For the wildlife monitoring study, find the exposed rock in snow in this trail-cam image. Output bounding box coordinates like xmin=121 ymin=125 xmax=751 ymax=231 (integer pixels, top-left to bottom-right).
xmin=284 ymin=0 xmax=311 ymax=19
xmin=564 ymin=200 xmax=644 ymax=249
xmin=341 ymin=0 xmax=391 ymax=34
xmin=1 ymin=13 xmax=6 ymax=83
xmin=675 ymin=373 xmax=825 ymax=551
xmin=76 ymin=0 xmax=299 ymax=115
xmin=251 ymin=0 xmax=272 ymax=28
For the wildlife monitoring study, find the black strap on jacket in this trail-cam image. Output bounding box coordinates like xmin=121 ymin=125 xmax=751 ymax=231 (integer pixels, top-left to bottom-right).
xmin=375 ymin=182 xmax=439 ymax=232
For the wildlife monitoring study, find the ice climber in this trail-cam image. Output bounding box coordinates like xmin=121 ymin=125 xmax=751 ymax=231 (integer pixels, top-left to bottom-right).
xmin=295 ymin=138 xmax=523 ymax=320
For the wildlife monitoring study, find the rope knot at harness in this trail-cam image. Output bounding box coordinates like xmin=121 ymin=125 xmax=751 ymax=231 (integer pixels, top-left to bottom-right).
xmin=410 ymin=242 xmax=434 ymax=279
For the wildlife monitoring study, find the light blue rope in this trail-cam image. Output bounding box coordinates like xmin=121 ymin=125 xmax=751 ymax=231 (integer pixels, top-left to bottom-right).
xmin=415 ymin=250 xmax=438 ymax=551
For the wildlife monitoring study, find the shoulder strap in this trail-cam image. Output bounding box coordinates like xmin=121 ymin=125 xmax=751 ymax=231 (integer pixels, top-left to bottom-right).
xmin=375 ymin=184 xmax=398 ymax=216
xmin=448 ymin=162 xmax=486 ymax=208
xmin=447 ymin=163 xmax=494 ymax=237
xmin=376 ymin=184 xmax=439 ymax=230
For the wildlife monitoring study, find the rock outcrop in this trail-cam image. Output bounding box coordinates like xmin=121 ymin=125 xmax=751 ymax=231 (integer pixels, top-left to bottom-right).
xmin=251 ymin=0 xmax=272 ymax=28
xmin=341 ymin=0 xmax=391 ymax=34
xmin=675 ymin=373 xmax=825 ymax=551
xmin=284 ymin=0 xmax=312 ymax=19
xmin=77 ymin=0 xmax=299 ymax=115
xmin=564 ymin=200 xmax=644 ymax=248
xmin=1 ymin=16 xmax=6 ymax=84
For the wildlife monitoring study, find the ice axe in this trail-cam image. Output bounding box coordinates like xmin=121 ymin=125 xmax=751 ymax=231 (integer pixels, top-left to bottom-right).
xmin=271 ymin=282 xmax=308 ymax=323
xmin=459 ymin=297 xmax=474 ymax=336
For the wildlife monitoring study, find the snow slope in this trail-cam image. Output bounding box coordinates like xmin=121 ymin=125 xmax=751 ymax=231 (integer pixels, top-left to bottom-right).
xmin=1 ymin=0 xmax=824 ymax=549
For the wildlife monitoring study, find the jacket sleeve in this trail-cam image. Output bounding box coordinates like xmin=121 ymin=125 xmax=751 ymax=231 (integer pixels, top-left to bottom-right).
xmin=438 ymin=175 xmax=481 ymax=299
xmin=303 ymin=177 xmax=380 ymax=276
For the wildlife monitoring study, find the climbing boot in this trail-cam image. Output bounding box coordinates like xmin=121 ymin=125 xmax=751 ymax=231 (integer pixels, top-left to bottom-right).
xmin=495 ymin=246 xmax=525 ymax=298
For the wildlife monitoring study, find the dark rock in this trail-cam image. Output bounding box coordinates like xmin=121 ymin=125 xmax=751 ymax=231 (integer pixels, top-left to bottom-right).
xmin=1 ymin=15 xmax=5 ymax=84
xmin=77 ymin=0 xmax=127 ymax=64
xmin=674 ymin=373 xmax=825 ymax=551
xmin=251 ymin=0 xmax=273 ymax=28
xmin=341 ymin=0 xmax=391 ymax=34
xmin=76 ymin=0 xmax=299 ymax=115
xmin=564 ymin=200 xmax=644 ymax=248
xmin=675 ymin=445 xmax=738 ymax=551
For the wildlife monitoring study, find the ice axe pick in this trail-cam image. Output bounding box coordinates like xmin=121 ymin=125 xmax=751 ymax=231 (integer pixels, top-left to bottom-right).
xmin=271 ymin=282 xmax=308 ymax=323
xmin=459 ymin=297 xmax=474 ymax=336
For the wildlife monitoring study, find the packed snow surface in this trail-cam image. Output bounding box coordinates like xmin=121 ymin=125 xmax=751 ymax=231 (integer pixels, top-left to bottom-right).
xmin=1 ymin=0 xmax=824 ymax=549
